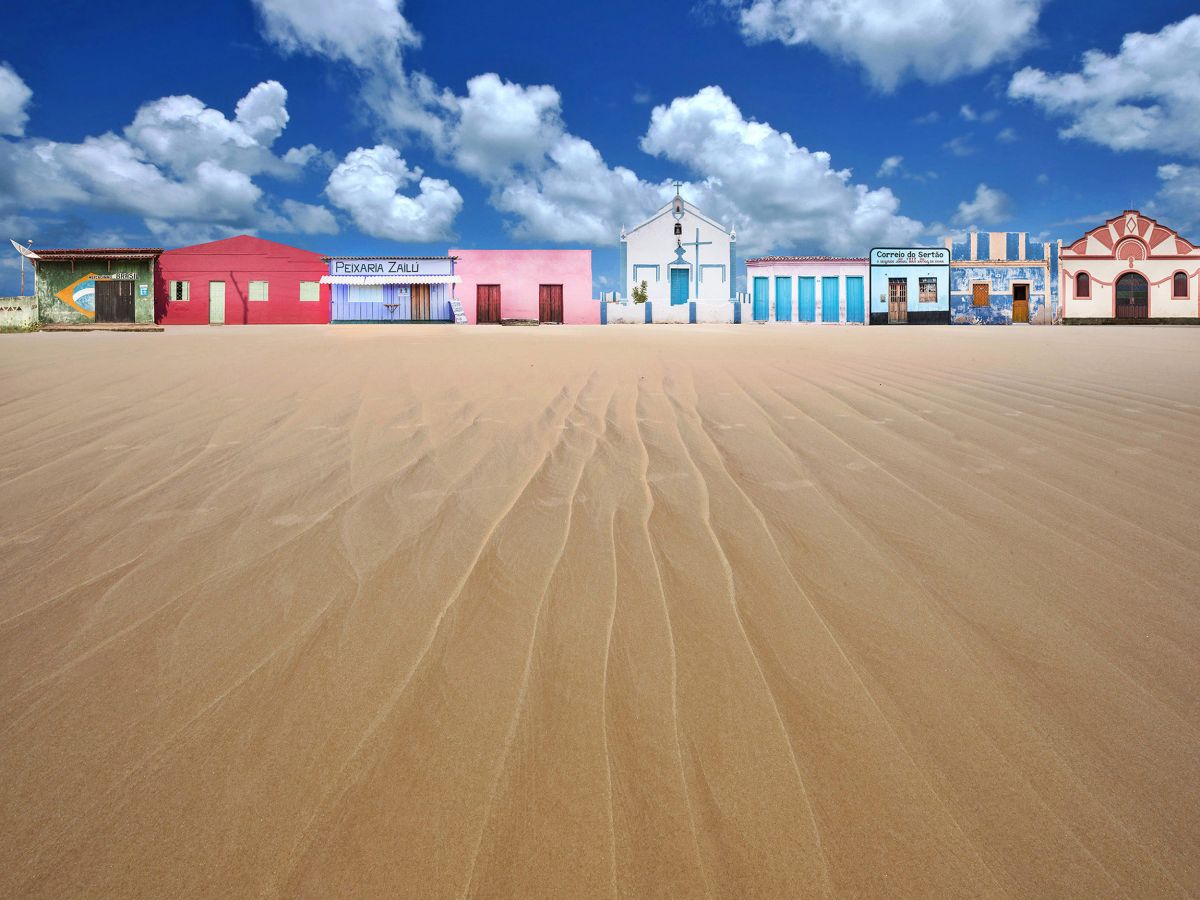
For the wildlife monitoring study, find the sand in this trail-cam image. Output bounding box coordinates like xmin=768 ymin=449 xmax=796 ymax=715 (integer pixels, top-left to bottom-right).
xmin=1 ymin=324 xmax=1198 ymax=897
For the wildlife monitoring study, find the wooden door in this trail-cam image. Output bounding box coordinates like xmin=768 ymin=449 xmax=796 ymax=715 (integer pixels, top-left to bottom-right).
xmin=411 ymin=283 xmax=431 ymax=321
xmin=477 ymin=284 xmax=501 ymax=323
xmin=95 ymin=280 xmax=134 ymax=323
xmin=888 ymin=278 xmax=908 ymax=324
xmin=209 ymin=282 xmax=225 ymax=324
xmin=1115 ymin=273 xmax=1147 ymax=319
xmin=539 ymin=284 xmax=563 ymax=323
xmin=752 ymin=277 xmax=769 ymax=321
xmin=1012 ymin=284 xmax=1029 ymax=323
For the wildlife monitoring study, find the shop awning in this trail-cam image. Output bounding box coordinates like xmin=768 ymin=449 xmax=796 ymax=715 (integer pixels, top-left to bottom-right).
xmin=320 ymin=274 xmax=461 ymax=285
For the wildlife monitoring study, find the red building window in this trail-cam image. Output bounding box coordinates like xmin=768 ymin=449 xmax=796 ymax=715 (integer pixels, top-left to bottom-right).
xmin=1173 ymin=271 xmax=1188 ymax=298
xmin=1075 ymin=272 xmax=1090 ymax=298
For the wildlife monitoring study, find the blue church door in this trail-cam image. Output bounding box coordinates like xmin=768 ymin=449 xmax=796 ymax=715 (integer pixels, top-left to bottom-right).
xmin=670 ymin=268 xmax=690 ymax=305
xmin=753 ymin=277 xmax=769 ymax=321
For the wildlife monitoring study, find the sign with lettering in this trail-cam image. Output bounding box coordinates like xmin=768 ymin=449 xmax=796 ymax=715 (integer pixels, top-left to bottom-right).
xmin=329 ymin=257 xmax=454 ymax=276
xmin=870 ymin=248 xmax=949 ymax=266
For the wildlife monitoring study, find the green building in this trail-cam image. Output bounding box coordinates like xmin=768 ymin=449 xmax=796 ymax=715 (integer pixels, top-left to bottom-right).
xmin=33 ymin=248 xmax=162 ymax=324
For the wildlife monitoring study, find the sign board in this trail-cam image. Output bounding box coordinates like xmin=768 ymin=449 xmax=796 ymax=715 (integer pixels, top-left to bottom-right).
xmin=448 ymin=298 xmax=468 ymax=324
xmin=139 ymin=284 xmax=148 ymax=297
xmin=329 ymin=257 xmax=454 ymax=276
xmin=870 ymin=248 xmax=949 ymax=266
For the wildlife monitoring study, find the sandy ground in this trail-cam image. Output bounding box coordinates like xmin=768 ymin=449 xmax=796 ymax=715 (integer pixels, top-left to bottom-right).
xmin=1 ymin=324 xmax=1198 ymax=898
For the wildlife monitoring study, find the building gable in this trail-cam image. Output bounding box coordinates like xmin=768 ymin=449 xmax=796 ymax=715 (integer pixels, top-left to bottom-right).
xmin=1064 ymin=211 xmax=1200 ymax=259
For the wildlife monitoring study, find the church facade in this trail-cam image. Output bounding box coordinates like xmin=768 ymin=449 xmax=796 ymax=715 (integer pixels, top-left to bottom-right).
xmin=621 ymin=186 xmax=736 ymax=305
xmin=1060 ymin=211 xmax=1200 ymax=323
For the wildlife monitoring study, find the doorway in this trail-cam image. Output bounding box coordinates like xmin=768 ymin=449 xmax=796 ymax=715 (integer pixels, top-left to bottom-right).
xmin=410 ymin=284 xmax=431 ymax=321
xmin=752 ymin=277 xmax=769 ymax=321
xmin=1012 ymin=283 xmax=1030 ymax=323
xmin=94 ymin=280 xmax=135 ymax=323
xmin=477 ymin=284 xmax=501 ymax=323
xmin=208 ymin=281 xmax=225 ymax=325
xmin=539 ymin=284 xmax=563 ymax=323
xmin=670 ymin=268 xmax=690 ymax=305
xmin=888 ymin=278 xmax=908 ymax=324
xmin=1115 ymin=272 xmax=1148 ymax=319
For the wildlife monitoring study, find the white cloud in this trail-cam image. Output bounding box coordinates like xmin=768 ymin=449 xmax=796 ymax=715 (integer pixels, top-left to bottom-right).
xmin=1147 ymin=163 xmax=1200 ymax=233
xmin=733 ymin=0 xmax=1044 ymax=91
xmin=953 ymin=183 xmax=1012 ymax=226
xmin=325 ymin=144 xmax=461 ymax=242
xmin=0 ymin=81 xmax=336 ymax=245
xmin=252 ymin=0 xmax=419 ymax=68
xmin=641 ymin=86 xmax=923 ymax=253
xmin=997 ymin=127 xmax=1018 ymax=143
xmin=944 ymin=135 xmax=975 ymax=157
xmin=1009 ymin=15 xmax=1200 ymax=157
xmin=877 ymin=155 xmax=903 ymax=177
xmin=959 ymin=104 xmax=977 ymax=122
xmin=0 ymin=63 xmax=32 ymax=137
xmin=449 ymin=74 xmax=563 ymax=180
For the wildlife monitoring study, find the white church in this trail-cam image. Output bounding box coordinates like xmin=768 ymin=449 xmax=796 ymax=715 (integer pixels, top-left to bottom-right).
xmin=620 ymin=184 xmax=736 ymax=304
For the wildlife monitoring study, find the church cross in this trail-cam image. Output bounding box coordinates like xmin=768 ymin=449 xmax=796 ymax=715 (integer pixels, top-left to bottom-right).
xmin=683 ymin=228 xmax=712 ymax=290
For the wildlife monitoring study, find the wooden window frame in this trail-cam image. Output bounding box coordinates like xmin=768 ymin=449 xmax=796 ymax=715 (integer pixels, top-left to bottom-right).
xmin=298 ymin=281 xmax=320 ymax=302
xmin=1172 ymin=271 xmax=1188 ymax=299
xmin=248 ymin=280 xmax=269 ymax=302
xmin=918 ymin=276 xmax=938 ymax=304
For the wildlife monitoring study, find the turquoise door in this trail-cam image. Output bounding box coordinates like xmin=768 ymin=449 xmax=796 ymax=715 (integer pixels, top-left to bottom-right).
xmin=670 ymin=268 xmax=690 ymax=305
xmin=798 ymin=277 xmax=816 ymax=322
xmin=846 ymin=276 xmax=865 ymax=323
xmin=774 ymin=277 xmax=792 ymax=321
xmin=822 ymin=277 xmax=840 ymax=323
xmin=753 ymin=277 xmax=769 ymax=321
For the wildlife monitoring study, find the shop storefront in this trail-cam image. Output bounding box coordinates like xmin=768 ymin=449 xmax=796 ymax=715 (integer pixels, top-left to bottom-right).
xmin=869 ymin=248 xmax=950 ymax=325
xmin=324 ymin=256 xmax=459 ymax=323
xmin=33 ymin=248 xmax=161 ymax=325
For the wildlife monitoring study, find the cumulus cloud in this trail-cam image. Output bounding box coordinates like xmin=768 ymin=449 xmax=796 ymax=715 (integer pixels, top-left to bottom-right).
xmin=1147 ymin=164 xmax=1200 ymax=234
xmin=0 ymin=63 xmax=32 ymax=137
xmin=1009 ymin=15 xmax=1200 ymax=157
xmin=732 ymin=0 xmax=1044 ymax=91
xmin=641 ymin=86 xmax=923 ymax=253
xmin=0 ymin=81 xmax=336 ymax=243
xmin=953 ymin=183 xmax=1012 ymax=227
xmin=325 ymin=144 xmax=461 ymax=242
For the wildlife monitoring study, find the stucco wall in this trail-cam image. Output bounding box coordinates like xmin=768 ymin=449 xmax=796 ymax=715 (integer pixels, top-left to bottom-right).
xmin=623 ymin=205 xmax=735 ymax=304
xmin=450 ymin=249 xmax=595 ymax=324
xmin=746 ymin=261 xmax=869 ymax=323
xmin=950 ymin=265 xmax=1050 ymax=324
xmin=1061 ymin=260 xmax=1200 ymax=319
xmin=0 ymin=296 xmax=37 ymax=330
xmin=35 ymin=259 xmax=155 ymax=324
xmin=157 ymin=236 xmax=330 ymax=325
xmin=869 ymin=263 xmax=950 ymax=324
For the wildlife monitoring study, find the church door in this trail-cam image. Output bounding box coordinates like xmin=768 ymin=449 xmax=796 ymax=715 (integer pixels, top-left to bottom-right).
xmin=1115 ymin=272 xmax=1148 ymax=319
xmin=752 ymin=277 xmax=769 ymax=321
xmin=670 ymin=268 xmax=690 ymax=305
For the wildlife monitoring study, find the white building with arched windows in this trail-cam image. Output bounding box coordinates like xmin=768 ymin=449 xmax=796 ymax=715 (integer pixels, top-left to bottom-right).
xmin=1061 ymin=211 xmax=1200 ymax=323
xmin=620 ymin=184 xmax=736 ymax=306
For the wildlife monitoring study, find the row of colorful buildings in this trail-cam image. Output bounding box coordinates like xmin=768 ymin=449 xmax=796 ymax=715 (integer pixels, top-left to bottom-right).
xmin=20 ymin=190 xmax=1200 ymax=327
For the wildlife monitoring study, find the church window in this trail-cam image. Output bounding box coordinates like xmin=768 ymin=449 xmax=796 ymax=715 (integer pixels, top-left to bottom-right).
xmin=1075 ymin=272 xmax=1090 ymax=298
xmin=1173 ymin=271 xmax=1188 ymax=298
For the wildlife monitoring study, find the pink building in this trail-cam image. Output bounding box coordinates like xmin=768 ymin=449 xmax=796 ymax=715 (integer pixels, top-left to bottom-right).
xmin=449 ymin=249 xmax=595 ymax=324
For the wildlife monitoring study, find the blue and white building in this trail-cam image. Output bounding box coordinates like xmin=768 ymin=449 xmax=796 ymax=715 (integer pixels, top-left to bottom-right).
xmin=744 ymin=257 xmax=868 ymax=323
xmin=621 ymin=184 xmax=735 ymax=306
xmin=869 ymin=248 xmax=951 ymax=325
xmin=323 ymin=256 xmax=460 ymax=323
xmin=947 ymin=232 xmax=1061 ymax=324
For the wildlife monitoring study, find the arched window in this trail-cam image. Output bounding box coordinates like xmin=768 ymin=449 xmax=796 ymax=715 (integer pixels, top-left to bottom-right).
xmin=1173 ymin=271 xmax=1188 ymax=298
xmin=1075 ymin=272 xmax=1090 ymax=298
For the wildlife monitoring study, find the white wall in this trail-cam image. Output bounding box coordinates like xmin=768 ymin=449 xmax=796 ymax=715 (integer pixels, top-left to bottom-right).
xmin=1062 ymin=260 xmax=1198 ymax=319
xmin=624 ymin=203 xmax=734 ymax=304
xmin=745 ymin=261 xmax=869 ymax=323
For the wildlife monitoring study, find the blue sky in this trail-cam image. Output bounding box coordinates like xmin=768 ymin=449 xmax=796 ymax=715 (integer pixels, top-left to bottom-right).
xmin=1 ymin=0 xmax=1198 ymax=294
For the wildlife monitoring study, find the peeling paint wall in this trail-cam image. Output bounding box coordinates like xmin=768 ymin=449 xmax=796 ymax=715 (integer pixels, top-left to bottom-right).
xmin=35 ymin=259 xmax=156 ymax=324
xmin=0 ymin=296 xmax=37 ymax=330
xmin=948 ymin=232 xmax=1060 ymax=324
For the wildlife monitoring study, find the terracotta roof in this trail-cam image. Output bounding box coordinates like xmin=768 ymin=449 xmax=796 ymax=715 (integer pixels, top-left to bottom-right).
xmin=746 ymin=256 xmax=867 ymax=264
xmin=33 ymin=248 xmax=163 ymax=258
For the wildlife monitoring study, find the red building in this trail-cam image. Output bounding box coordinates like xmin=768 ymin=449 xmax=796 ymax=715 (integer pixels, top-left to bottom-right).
xmin=155 ymin=235 xmax=330 ymax=325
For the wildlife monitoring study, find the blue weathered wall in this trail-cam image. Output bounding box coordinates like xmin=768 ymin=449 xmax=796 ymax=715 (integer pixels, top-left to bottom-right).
xmin=950 ymin=265 xmax=1048 ymax=324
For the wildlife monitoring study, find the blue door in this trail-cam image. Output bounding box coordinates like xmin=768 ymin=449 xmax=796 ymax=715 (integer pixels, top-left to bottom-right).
xmin=670 ymin=268 xmax=690 ymax=305
xmin=753 ymin=277 xmax=769 ymax=321
xmin=798 ymin=277 xmax=816 ymax=322
xmin=846 ymin=277 xmax=865 ymax=323
xmin=774 ymin=277 xmax=792 ymax=321
xmin=822 ymin=277 xmax=840 ymax=323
